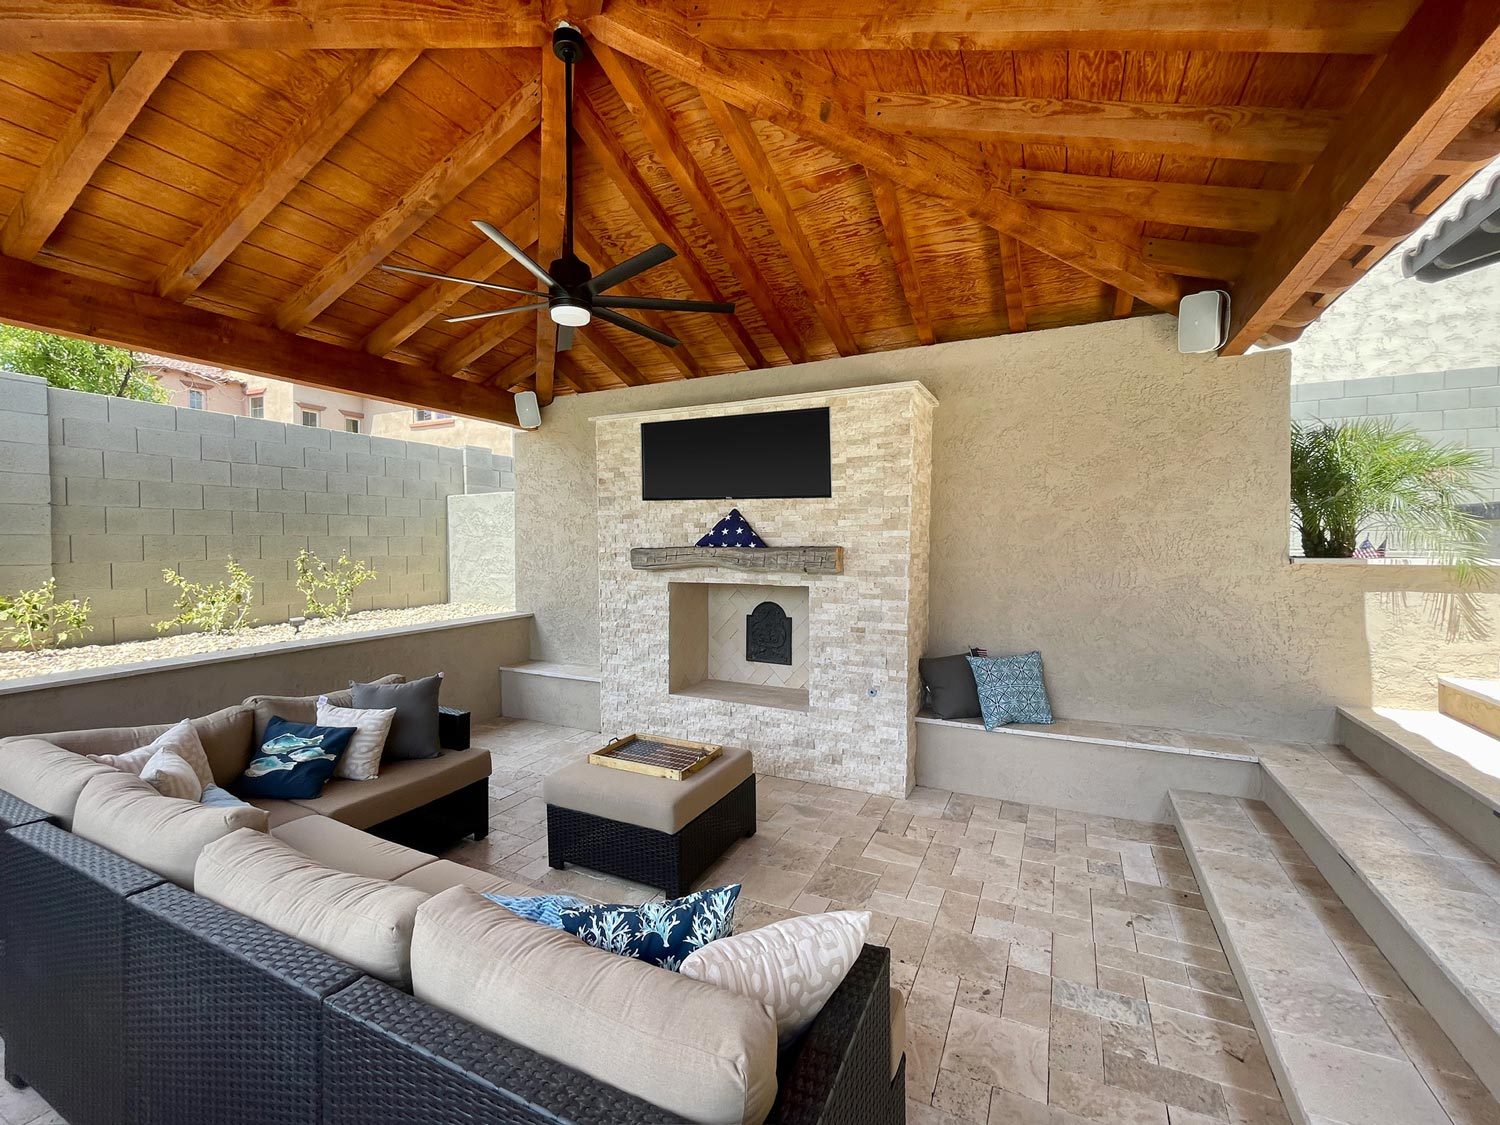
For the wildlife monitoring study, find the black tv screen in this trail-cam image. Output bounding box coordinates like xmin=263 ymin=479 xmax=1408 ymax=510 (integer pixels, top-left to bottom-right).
xmin=642 ymin=407 xmax=832 ymax=500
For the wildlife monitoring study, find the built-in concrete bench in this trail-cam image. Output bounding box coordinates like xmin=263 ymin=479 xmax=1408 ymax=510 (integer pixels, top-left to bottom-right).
xmin=498 ymin=661 xmax=601 ymax=731
xmin=914 ymin=712 xmax=1262 ymax=823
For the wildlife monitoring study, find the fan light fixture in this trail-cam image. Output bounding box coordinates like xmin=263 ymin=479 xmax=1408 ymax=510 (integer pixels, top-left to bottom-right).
xmin=550 ymin=302 xmax=591 ymax=327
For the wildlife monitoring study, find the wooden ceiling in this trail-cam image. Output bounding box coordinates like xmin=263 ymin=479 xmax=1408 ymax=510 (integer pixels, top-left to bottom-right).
xmin=0 ymin=2 xmax=1498 ymax=427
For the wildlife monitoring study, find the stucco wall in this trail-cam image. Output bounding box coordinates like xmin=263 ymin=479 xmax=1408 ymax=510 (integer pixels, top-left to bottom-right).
xmin=447 ymin=491 xmax=515 ymax=609
xmin=514 ymin=315 xmax=1500 ymax=743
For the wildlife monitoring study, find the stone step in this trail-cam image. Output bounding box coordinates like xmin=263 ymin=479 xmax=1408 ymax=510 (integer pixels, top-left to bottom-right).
xmin=1338 ymin=706 xmax=1500 ymax=865
xmin=1439 ymin=676 xmax=1500 ymax=741
xmin=1170 ymin=787 xmax=1500 ymax=1125
xmin=1255 ymin=744 xmax=1500 ymax=1106
xmin=498 ymin=661 xmax=601 ymax=731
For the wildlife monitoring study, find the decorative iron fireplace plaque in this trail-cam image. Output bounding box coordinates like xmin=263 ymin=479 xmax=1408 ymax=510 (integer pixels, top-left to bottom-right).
xmin=746 ymin=601 xmax=792 ymax=666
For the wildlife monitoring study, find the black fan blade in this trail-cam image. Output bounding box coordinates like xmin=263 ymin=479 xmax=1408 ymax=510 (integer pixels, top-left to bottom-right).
xmin=594 ymin=307 xmax=680 ymax=348
xmin=380 ymin=264 xmax=543 ymax=298
xmin=596 ymin=295 xmax=735 ymax=314
xmin=473 ymin=221 xmax=557 ymax=289
xmin=556 ymin=324 xmax=575 ymax=353
xmin=445 ymin=301 xmax=549 ymax=324
xmin=586 ymin=243 xmax=676 ymax=294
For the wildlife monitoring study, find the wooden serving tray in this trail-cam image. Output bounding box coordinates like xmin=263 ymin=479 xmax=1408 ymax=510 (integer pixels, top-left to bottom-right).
xmin=589 ymin=733 xmax=723 ymax=780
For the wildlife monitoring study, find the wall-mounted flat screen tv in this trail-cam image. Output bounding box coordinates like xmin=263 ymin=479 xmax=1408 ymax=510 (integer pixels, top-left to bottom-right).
xmin=641 ymin=407 xmax=832 ymax=500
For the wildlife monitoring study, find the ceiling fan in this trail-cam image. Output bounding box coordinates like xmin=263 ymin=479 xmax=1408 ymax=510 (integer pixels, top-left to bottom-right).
xmin=382 ymin=24 xmax=735 ymax=355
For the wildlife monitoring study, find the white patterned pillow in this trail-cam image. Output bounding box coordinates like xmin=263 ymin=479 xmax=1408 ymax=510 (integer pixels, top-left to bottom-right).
xmin=679 ymin=910 xmax=870 ymax=1044
xmin=140 ymin=748 xmax=204 ymax=801
xmin=316 ymin=698 xmax=396 ymax=780
xmin=90 ymin=718 xmax=214 ymax=789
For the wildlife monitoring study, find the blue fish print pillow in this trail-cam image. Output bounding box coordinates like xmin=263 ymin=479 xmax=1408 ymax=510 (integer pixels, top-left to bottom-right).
xmin=233 ymin=717 xmax=356 ymax=799
xmin=558 ymin=884 xmax=741 ymax=971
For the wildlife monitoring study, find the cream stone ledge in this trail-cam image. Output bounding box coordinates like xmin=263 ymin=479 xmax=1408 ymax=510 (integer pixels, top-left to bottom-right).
xmin=1289 ymin=556 xmax=1500 ymax=567
xmin=591 ymin=379 xmax=937 ymax=425
xmin=915 ymin=712 xmax=1260 ymax=763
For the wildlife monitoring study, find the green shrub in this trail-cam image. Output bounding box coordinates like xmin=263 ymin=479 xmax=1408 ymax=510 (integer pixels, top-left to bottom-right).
xmin=155 ymin=558 xmax=256 ymax=636
xmin=295 ymin=549 xmax=376 ymax=620
xmin=0 ymin=579 xmax=92 ymax=651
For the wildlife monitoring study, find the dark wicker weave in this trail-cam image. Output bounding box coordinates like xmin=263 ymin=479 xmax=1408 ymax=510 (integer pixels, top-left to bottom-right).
xmin=373 ymin=777 xmax=490 ymax=851
xmin=324 ymin=976 xmax=686 ymax=1125
xmin=1 ymin=821 xmax=160 ymax=1124
xmin=124 ymin=882 xmax=363 ymax=1125
xmin=0 ymin=790 xmax=52 ymax=1048
xmin=0 ymin=789 xmax=49 ymax=831
xmin=547 ymin=773 xmax=757 ymax=896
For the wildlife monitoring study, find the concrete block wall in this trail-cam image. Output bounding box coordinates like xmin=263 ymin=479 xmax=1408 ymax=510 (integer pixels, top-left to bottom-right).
xmin=1292 ymin=366 xmax=1500 ymax=500
xmin=0 ymin=370 xmax=516 ymax=645
xmin=462 ymin=445 xmax=515 ymax=494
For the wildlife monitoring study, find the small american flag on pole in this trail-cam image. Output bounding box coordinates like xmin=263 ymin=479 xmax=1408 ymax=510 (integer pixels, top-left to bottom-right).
xmin=1353 ymin=539 xmax=1387 ymax=558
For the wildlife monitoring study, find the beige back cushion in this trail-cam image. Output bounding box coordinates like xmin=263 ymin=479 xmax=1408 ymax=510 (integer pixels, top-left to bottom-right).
xmin=244 ymin=673 xmax=405 ymax=746
xmin=72 ymin=771 xmax=268 ymax=888
xmin=412 ymin=888 xmax=778 ymax=1124
xmin=196 ymin=828 xmax=429 ymax=986
xmin=39 ymin=705 xmax=256 ymax=785
xmin=0 ymin=737 xmax=116 ymax=827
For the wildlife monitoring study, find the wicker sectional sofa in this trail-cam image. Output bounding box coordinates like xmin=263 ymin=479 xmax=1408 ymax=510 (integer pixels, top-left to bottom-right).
xmin=0 ymin=689 xmax=906 ymax=1125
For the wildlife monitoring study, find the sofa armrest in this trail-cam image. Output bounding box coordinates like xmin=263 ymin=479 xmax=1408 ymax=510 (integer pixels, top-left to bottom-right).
xmin=323 ymin=975 xmax=688 ymax=1125
xmin=772 ymin=944 xmax=899 ymax=1125
xmin=0 ymin=788 xmax=51 ymax=831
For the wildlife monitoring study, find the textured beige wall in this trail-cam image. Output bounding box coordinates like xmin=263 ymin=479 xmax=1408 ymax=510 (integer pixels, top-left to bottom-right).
xmin=515 ymin=316 xmax=1500 ymax=743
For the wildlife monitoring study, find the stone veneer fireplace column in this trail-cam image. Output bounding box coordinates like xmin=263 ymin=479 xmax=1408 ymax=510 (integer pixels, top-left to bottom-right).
xmin=595 ymin=382 xmax=934 ymax=798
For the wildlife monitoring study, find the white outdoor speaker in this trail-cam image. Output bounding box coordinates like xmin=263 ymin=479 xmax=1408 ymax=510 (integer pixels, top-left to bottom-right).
xmin=1178 ymin=289 xmax=1230 ymax=353
xmin=515 ymin=390 xmax=541 ymax=429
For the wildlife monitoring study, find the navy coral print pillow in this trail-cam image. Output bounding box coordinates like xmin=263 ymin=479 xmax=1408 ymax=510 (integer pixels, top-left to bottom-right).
xmin=232 ymin=717 xmax=355 ymax=799
xmin=558 ymin=884 xmax=741 ymax=971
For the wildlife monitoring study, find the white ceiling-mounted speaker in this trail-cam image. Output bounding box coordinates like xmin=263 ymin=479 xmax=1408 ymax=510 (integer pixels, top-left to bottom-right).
xmin=515 ymin=390 xmax=541 ymax=430
xmin=1178 ymin=289 xmax=1230 ymax=353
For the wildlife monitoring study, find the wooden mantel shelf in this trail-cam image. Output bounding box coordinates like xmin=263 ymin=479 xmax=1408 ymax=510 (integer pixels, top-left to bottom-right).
xmin=629 ymin=546 xmax=843 ymax=575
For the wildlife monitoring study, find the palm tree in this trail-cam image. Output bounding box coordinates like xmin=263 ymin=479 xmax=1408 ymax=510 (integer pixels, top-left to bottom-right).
xmin=1290 ymin=418 xmax=1491 ymax=581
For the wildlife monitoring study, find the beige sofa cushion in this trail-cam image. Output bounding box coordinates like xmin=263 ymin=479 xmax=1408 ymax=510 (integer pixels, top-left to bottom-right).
xmin=247 ymin=798 xmax=316 ymax=829
xmin=271 ymin=814 xmax=434 ymax=881
xmin=244 ymin=673 xmax=404 ymax=746
xmin=36 ymin=705 xmax=255 ymax=785
xmin=196 ymin=829 xmax=429 ymax=986
xmin=412 ymin=887 xmax=778 ymax=1124
xmin=395 ymin=860 xmax=519 ymax=897
xmin=287 ymin=750 xmax=490 ymax=829
xmin=541 ymin=744 xmax=753 ymax=834
xmin=889 ymin=987 xmax=906 ymax=1081
xmin=72 ymin=771 xmax=268 ymax=888
xmin=0 ymin=737 xmax=116 ymax=827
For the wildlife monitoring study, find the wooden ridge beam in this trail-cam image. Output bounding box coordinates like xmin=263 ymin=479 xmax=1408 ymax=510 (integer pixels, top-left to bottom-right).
xmin=0 ymin=255 xmax=517 ymax=425
xmin=534 ymin=40 xmax=568 ymax=407
xmin=590 ymin=42 xmax=809 ymax=365
xmin=574 ymin=225 xmax=704 ymax=380
xmin=681 ymin=1 xmax=1414 ymax=54
xmin=1143 ymin=238 xmax=1250 ymax=281
xmin=274 ymin=76 xmax=541 ymax=335
xmin=573 ymin=94 xmax=765 ymax=369
xmin=364 ymin=202 xmax=540 ymax=358
xmin=1011 ymin=170 xmax=1287 ymax=233
xmin=865 ymin=92 xmax=1336 ymax=164
xmin=996 ymin=234 xmax=1027 ymax=333
xmin=0 ymin=1 xmax=547 ymax=51
xmin=702 ymin=94 xmax=859 ymax=357
xmin=1225 ymin=0 xmax=1500 ymax=354
xmin=159 ymin=50 xmax=419 ymax=302
xmin=866 ymin=173 xmax=935 ymax=346
xmin=2 ymin=51 xmax=178 ymax=261
xmin=587 ymin=10 xmax=1185 ymax=313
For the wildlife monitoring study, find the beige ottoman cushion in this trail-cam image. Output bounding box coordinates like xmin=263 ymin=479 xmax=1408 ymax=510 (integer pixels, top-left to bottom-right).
xmin=73 ymin=770 xmax=268 ymax=888
xmin=541 ymin=744 xmax=753 ymax=835
xmin=0 ymin=738 xmax=116 ymax=827
xmin=271 ymin=814 xmax=434 ymax=881
xmin=196 ymin=828 xmax=428 ymax=986
xmin=412 ymin=887 xmax=778 ymax=1124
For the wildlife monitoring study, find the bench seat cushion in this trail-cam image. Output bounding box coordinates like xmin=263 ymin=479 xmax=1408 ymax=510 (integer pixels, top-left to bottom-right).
xmin=541 ymin=744 xmax=753 ymax=835
xmin=271 ymin=814 xmax=434 ymax=881
xmin=196 ymin=828 xmax=428 ymax=986
xmin=0 ymin=738 xmax=116 ymax=828
xmin=412 ymin=887 xmax=778 ymax=1124
xmin=286 ymin=749 xmax=490 ymax=829
xmin=395 ymin=859 xmax=524 ymax=897
xmin=246 ymin=797 xmax=317 ymax=829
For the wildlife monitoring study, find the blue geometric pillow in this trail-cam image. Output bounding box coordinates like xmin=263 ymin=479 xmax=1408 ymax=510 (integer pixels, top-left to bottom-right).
xmin=558 ymin=884 xmax=741 ymax=971
xmin=966 ymin=652 xmax=1053 ymax=729
xmin=232 ymin=717 xmax=355 ymax=799
xmin=481 ymin=892 xmax=587 ymax=928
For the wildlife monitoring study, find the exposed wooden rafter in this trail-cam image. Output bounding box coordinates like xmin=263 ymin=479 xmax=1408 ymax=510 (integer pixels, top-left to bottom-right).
xmin=274 ymin=76 xmax=541 ymax=335
xmin=1143 ymin=238 xmax=1250 ymax=281
xmin=1 ymin=51 xmax=178 ymax=260
xmin=1011 ymin=170 xmax=1287 ymax=233
xmin=995 ymin=235 xmax=1027 ymax=333
xmin=436 ymin=242 xmax=543 ymax=376
xmin=866 ymin=174 xmax=936 ymax=347
xmin=0 ymin=255 xmax=518 ymax=425
xmin=574 ymin=225 xmax=705 ymax=380
xmin=159 ymin=50 xmax=419 ymax=302
xmin=577 ymin=327 xmax=648 ymax=387
xmin=1225 ymin=0 xmax=1500 ymax=352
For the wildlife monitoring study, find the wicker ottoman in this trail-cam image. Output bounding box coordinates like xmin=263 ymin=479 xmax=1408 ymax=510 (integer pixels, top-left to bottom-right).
xmin=543 ymin=745 xmax=756 ymax=897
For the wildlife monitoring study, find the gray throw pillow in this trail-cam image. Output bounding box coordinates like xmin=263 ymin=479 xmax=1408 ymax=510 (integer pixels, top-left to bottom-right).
xmin=919 ymin=653 xmax=982 ymax=720
xmin=352 ymin=673 xmax=442 ymax=760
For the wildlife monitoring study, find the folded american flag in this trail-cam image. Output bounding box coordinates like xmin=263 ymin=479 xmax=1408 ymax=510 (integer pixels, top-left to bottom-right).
xmin=696 ymin=508 xmax=766 ymax=547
